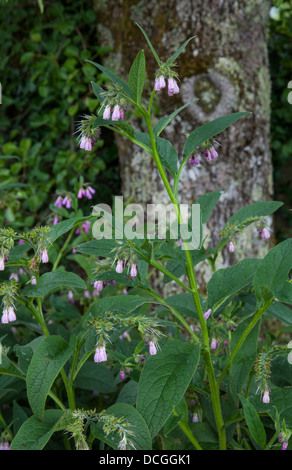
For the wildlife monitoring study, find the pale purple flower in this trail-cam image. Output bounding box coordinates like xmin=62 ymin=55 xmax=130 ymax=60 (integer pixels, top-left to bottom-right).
xmin=210 ymin=338 xmax=218 ymax=350
xmin=210 ymin=147 xmax=218 ymax=159
xmin=120 ymin=368 xmax=126 ymax=381
xmin=94 ymin=345 xmax=107 ymax=363
xmin=192 ymin=413 xmax=199 ymax=423
xmin=123 ymin=289 xmax=128 ymax=295
xmin=262 ymin=390 xmax=270 ymax=404
xmin=1 ymin=308 xmax=9 ymax=324
xmin=189 ymin=154 xmax=200 ymax=165
xmin=18 ymin=239 xmax=25 ymax=245
xmin=205 ymin=150 xmax=212 ymax=161
xmin=203 ymin=309 xmax=212 ymax=320
xmin=92 ymin=289 xmax=100 ymax=297
xmin=31 ymin=276 xmax=37 ymax=285
xmin=78 ymin=188 xmax=85 ymax=199
xmin=167 ymin=77 xmax=179 ymax=96
xmin=149 ymin=341 xmax=157 ymax=355
xmin=53 ymin=216 xmax=59 ymax=225
xmin=154 ymin=75 xmax=166 ymax=91
xmin=130 ymin=263 xmax=137 ymax=277
xmin=228 ymin=241 xmax=235 ymax=253
xmin=0 ymin=255 xmax=5 ymax=271
xmin=8 ymin=306 xmax=16 ymax=322
xmin=0 ymin=441 xmax=10 ymax=450
xmin=68 ymin=290 xmax=74 ymax=300
xmin=62 ymin=196 xmax=71 ymax=209
xmin=116 ymin=260 xmax=123 ymax=274
xmin=282 ymin=440 xmax=288 ymax=450
xmin=94 ymin=280 xmax=103 ymax=291
xmin=103 ymin=105 xmax=111 ymax=120
xmin=260 ymin=227 xmax=270 ymax=240
xmin=80 ymin=135 xmax=96 ymax=151
xmin=82 ymin=220 xmax=91 ymax=234
xmin=40 ymin=249 xmax=49 ymax=263
xmin=84 ymin=290 xmax=90 ymax=298
xmin=9 ymin=273 xmax=19 ymax=282
xmin=84 ymin=188 xmax=93 ymax=199
xmin=87 ymin=186 xmax=95 ymax=196
xmin=112 ymin=104 xmax=121 ymax=121
xmin=54 ymin=196 xmax=63 ymax=208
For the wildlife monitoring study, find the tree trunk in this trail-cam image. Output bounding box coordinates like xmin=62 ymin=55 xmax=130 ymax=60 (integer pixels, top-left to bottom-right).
xmin=93 ymin=0 xmax=273 ymax=293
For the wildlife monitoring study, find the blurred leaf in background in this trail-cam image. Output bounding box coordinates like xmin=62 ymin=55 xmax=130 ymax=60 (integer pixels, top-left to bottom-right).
xmin=0 ymin=0 xmax=120 ymax=230
xmin=269 ymin=1 xmax=292 ymax=241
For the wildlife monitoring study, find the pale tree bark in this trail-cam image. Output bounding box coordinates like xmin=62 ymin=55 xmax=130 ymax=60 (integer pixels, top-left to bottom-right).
xmin=92 ymin=0 xmax=273 ymax=293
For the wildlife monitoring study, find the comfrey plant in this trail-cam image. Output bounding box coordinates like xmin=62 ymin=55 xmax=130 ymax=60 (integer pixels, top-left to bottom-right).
xmin=0 ymin=24 xmax=291 ymax=451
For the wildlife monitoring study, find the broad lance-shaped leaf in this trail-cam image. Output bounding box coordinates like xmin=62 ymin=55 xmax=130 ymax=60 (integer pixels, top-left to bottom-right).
xmin=91 ymin=294 xmax=158 ymax=318
xmin=128 ymin=50 xmax=146 ymax=103
xmin=183 ymin=112 xmax=250 ymax=158
xmin=26 ymin=335 xmax=75 ymax=419
xmin=10 ymin=410 xmax=64 ymax=450
xmin=22 ymin=271 xmax=86 ymax=297
xmin=254 ymin=238 xmax=292 ymax=302
xmin=136 ymin=340 xmax=200 ymax=437
xmin=239 ymin=395 xmax=266 ymax=449
xmin=91 ymin=403 xmax=152 ymax=450
xmin=207 ymin=258 xmax=261 ymax=312
xmin=86 ymin=60 xmax=133 ymax=98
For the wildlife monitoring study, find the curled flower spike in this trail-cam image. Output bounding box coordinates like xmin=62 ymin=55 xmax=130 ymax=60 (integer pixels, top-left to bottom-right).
xmin=203 ymin=309 xmax=212 ymax=320
xmin=94 ymin=344 xmax=107 ymax=363
xmin=168 ymin=77 xmax=179 ymax=96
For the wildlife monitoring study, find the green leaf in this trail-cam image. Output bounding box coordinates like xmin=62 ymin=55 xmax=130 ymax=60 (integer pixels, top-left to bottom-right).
xmin=254 ymin=239 xmax=292 ymax=301
xmin=196 ymin=190 xmax=223 ymax=224
xmin=128 ymin=50 xmax=146 ymax=103
xmin=153 ymin=99 xmax=198 ymax=136
xmin=91 ymin=295 xmax=157 ymax=318
xmin=207 ymin=258 xmax=261 ymax=312
xmin=91 ymin=403 xmax=152 ymax=450
xmin=86 ymin=60 xmax=133 ymax=97
xmin=183 ymin=112 xmax=250 ymax=158
xmin=225 ymin=200 xmax=283 ymax=228
xmin=167 ymin=36 xmax=196 ymax=65
xmin=136 ymin=340 xmax=200 ymax=437
xmin=48 ymin=216 xmax=91 ymax=243
xmin=239 ymin=395 xmax=266 ymax=449
xmin=75 ymin=362 xmax=116 ymax=393
xmin=76 ymin=238 xmax=119 ymax=258
xmin=156 ymin=136 xmax=178 ymax=176
xmin=10 ymin=410 xmax=64 ymax=450
xmin=91 ymin=81 xmax=106 ymax=103
xmin=22 ymin=271 xmax=86 ymax=297
xmin=135 ymin=23 xmax=160 ymax=64
xmin=26 ymin=336 xmax=75 ymax=419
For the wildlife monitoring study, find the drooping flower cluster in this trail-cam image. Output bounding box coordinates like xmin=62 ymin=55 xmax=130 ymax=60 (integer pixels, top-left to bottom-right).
xmin=77 ymin=184 xmax=96 ymax=200
xmin=0 ymin=279 xmax=18 ymax=325
xmin=256 ymin=219 xmax=271 ymax=240
xmin=75 ymin=114 xmax=100 ymax=152
xmin=54 ymin=194 xmax=72 ymax=210
xmin=154 ymin=66 xmax=180 ymax=96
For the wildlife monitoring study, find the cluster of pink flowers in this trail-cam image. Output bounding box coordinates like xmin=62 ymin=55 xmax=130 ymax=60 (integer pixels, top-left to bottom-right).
xmin=205 ymin=146 xmax=218 ymax=161
xmin=103 ymin=104 xmax=124 ymax=121
xmin=154 ymin=75 xmax=180 ymax=96
xmin=115 ymin=259 xmax=138 ymax=278
xmin=79 ymin=134 xmax=97 ymax=151
xmin=54 ymin=195 xmax=72 ymax=210
xmin=75 ymin=220 xmax=91 ymax=235
xmin=1 ymin=305 xmax=16 ymax=324
xmin=77 ymin=185 xmax=95 ymax=200
xmin=257 ymin=226 xmax=271 ymax=240
xmin=94 ymin=344 xmax=107 ymax=363
xmin=189 ymin=154 xmax=200 ymax=166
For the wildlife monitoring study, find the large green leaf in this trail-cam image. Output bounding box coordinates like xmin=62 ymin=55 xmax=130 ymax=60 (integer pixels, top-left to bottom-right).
xmin=22 ymin=271 xmax=87 ymax=297
xmin=207 ymin=258 xmax=261 ymax=312
xmin=183 ymin=112 xmax=250 ymax=158
xmin=90 ymin=294 xmax=157 ymax=318
xmin=224 ymin=200 xmax=283 ymax=228
xmin=91 ymin=403 xmax=152 ymax=450
xmin=26 ymin=336 xmax=75 ymax=419
xmin=75 ymin=362 xmax=116 ymax=393
xmin=128 ymin=50 xmax=146 ymax=103
xmin=136 ymin=340 xmax=200 ymax=437
xmin=10 ymin=410 xmax=64 ymax=450
xmin=239 ymin=395 xmax=266 ymax=449
xmin=254 ymin=238 xmax=292 ymax=301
